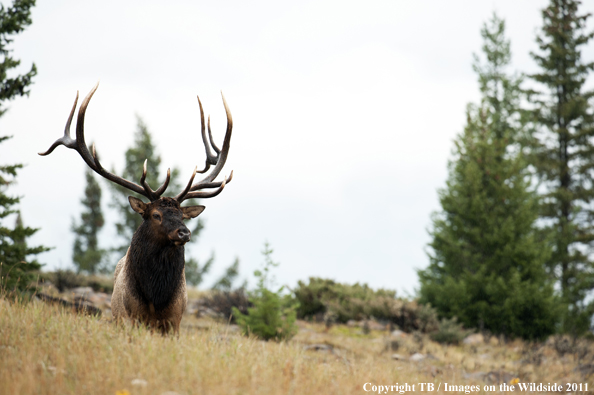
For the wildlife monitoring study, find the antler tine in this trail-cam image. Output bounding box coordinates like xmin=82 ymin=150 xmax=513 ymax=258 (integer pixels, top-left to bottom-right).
xmin=176 ymin=92 xmax=233 ymax=203
xmin=139 ymin=159 xmax=156 ymax=200
xmin=198 ymin=96 xmax=218 ymax=164
xmin=39 ymin=83 xmax=158 ymax=201
xmin=192 ymin=92 xmax=233 ymax=187
xmin=174 ymin=166 xmax=198 ymax=201
xmin=154 ymin=168 xmax=171 ymax=197
xmin=38 ymin=91 xmax=79 ymax=155
xmin=177 ymin=171 xmax=233 ymax=203
xmin=207 ymin=115 xmax=220 ymax=154
xmin=179 ymin=176 xmax=228 ymax=202
xmin=191 ymin=171 xmax=233 ymax=191
xmin=139 ymin=160 xmax=172 ymax=200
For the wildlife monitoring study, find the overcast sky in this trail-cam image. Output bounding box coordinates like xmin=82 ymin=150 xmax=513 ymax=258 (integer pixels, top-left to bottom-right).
xmin=2 ymin=0 xmax=594 ymax=295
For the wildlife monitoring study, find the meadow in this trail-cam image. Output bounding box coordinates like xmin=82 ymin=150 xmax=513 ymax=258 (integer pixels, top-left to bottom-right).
xmin=1 ymin=295 xmax=592 ymax=395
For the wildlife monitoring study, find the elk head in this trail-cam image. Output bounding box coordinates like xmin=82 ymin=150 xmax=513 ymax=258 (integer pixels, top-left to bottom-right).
xmin=39 ymin=82 xmax=233 ymax=228
xmin=128 ymin=196 xmax=204 ymax=246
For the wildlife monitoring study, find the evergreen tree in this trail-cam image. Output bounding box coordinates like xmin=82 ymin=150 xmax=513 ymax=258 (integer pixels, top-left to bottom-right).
xmin=0 ymin=0 xmax=37 ymax=116
xmin=185 ymin=254 xmax=214 ymax=287
xmin=71 ymin=168 xmax=106 ymax=274
xmin=233 ymin=242 xmax=298 ymax=341
xmin=0 ymin=169 xmax=49 ymax=291
xmin=110 ymin=116 xmax=174 ymax=254
xmin=110 ymin=116 xmax=211 ymax=284
xmin=0 ymin=1 xmax=49 ymax=293
xmin=419 ymin=14 xmax=558 ymax=340
xmin=529 ymin=0 xmax=594 ymax=335
xmin=211 ymin=257 xmax=240 ymax=291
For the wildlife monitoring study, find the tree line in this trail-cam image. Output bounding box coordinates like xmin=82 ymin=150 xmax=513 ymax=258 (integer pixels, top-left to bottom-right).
xmin=420 ymin=0 xmax=594 ymax=339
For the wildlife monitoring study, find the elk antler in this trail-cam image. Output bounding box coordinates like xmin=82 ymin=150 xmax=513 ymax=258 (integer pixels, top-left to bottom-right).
xmin=175 ymin=93 xmax=233 ymax=203
xmin=39 ymin=82 xmax=170 ymax=201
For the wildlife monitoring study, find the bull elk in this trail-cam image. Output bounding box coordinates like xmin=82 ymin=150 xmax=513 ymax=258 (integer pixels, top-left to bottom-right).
xmin=39 ymin=82 xmax=234 ymax=334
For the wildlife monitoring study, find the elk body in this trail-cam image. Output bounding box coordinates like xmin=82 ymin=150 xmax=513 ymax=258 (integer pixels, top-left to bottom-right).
xmin=40 ymin=83 xmax=234 ymax=334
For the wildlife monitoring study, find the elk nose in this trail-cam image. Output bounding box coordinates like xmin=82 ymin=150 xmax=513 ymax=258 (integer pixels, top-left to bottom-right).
xmin=177 ymin=228 xmax=191 ymax=242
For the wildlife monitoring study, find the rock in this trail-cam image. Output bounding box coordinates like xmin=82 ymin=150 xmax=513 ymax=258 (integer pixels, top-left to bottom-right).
xmin=366 ymin=320 xmax=386 ymax=331
xmin=463 ymin=371 xmax=487 ymax=381
xmin=304 ymin=344 xmax=333 ymax=352
xmin=485 ymin=370 xmax=515 ymax=385
xmin=131 ymin=378 xmax=148 ymax=387
xmin=409 ymin=353 xmax=425 ymax=362
xmin=36 ymin=293 xmax=102 ymax=316
xmin=196 ymin=306 xmax=223 ymax=319
xmin=391 ymin=353 xmax=406 ymax=361
xmin=463 ymin=371 xmax=516 ymax=384
xmin=390 ymin=330 xmax=407 ymax=338
xmin=71 ymin=287 xmax=94 ymax=298
xmin=347 ymin=320 xmax=358 ymax=327
xmin=88 ymin=292 xmax=108 ymax=305
xmin=463 ymin=334 xmax=484 ymax=345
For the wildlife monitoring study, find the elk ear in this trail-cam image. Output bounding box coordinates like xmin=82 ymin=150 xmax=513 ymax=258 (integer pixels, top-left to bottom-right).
xmin=128 ymin=196 xmax=148 ymax=215
xmin=181 ymin=205 xmax=205 ymax=219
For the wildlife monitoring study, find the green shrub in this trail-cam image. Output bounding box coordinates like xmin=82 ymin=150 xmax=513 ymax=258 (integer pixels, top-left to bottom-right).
xmin=233 ymin=242 xmax=298 ymax=341
xmin=430 ymin=317 xmax=470 ymax=345
xmin=294 ymin=277 xmax=439 ymax=333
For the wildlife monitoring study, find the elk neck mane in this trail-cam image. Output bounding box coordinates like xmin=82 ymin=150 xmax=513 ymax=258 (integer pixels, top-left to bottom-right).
xmin=126 ymin=220 xmax=186 ymax=312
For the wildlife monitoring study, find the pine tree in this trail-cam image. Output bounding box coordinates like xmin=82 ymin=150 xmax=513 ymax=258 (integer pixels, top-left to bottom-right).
xmin=0 ymin=1 xmax=49 ymax=293
xmin=211 ymin=257 xmax=240 ymax=291
xmin=232 ymin=242 xmax=298 ymax=341
xmin=110 ymin=116 xmax=211 ymax=284
xmin=185 ymin=254 xmax=214 ymax=287
xmin=419 ymin=14 xmax=558 ymax=340
xmin=71 ymin=168 xmax=106 ymax=274
xmin=0 ymin=136 xmax=50 ymax=292
xmin=529 ymin=0 xmax=594 ymax=335
xmin=110 ymin=116 xmax=173 ymax=254
xmin=0 ymin=0 xmax=37 ymax=116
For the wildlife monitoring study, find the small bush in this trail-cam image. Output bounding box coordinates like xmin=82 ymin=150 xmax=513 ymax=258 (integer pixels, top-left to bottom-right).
xmin=294 ymin=277 xmax=396 ymax=321
xmin=233 ymin=242 xmax=298 ymax=341
xmin=430 ymin=317 xmax=470 ymax=345
xmin=203 ymin=288 xmax=251 ymax=323
xmin=234 ymin=289 xmax=298 ymax=341
xmin=39 ymin=270 xmax=113 ymax=293
xmin=294 ymin=277 xmax=439 ymax=333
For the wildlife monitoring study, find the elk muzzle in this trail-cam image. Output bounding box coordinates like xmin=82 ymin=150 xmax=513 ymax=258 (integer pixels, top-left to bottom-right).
xmin=169 ymin=226 xmax=191 ymax=245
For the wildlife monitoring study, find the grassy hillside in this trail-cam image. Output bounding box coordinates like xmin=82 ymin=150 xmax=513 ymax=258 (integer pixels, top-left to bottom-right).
xmin=1 ymin=296 xmax=593 ymax=394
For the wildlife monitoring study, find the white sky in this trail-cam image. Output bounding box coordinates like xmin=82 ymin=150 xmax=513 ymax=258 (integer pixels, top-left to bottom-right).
xmin=2 ymin=0 xmax=594 ymax=295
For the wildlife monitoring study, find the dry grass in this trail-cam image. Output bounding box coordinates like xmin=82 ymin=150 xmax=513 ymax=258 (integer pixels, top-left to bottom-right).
xmin=1 ymin=298 xmax=592 ymax=395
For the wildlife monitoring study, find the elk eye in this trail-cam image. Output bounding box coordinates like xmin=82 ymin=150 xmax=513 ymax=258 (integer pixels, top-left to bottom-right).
xmin=152 ymin=213 xmax=161 ymax=220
